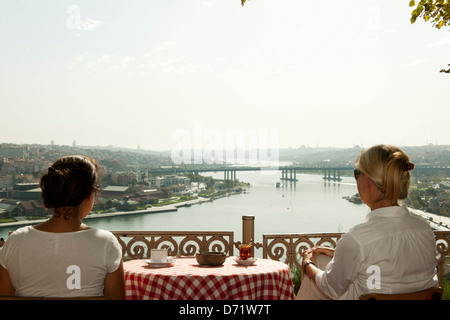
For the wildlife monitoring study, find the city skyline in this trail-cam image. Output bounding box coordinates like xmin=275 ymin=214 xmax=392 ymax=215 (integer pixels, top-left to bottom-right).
xmin=1 ymin=1 xmax=449 ymax=152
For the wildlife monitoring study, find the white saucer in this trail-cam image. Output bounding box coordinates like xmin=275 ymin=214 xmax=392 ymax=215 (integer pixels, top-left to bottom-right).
xmin=234 ymin=257 xmax=257 ymax=266
xmin=144 ymin=257 xmax=174 ymax=268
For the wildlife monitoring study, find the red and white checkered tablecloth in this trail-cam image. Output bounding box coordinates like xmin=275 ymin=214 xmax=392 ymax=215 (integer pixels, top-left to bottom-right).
xmin=124 ymin=257 xmax=295 ymax=300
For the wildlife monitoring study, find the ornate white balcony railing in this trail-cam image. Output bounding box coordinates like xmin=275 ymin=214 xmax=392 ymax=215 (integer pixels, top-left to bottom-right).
xmin=111 ymin=231 xmax=235 ymax=260
xmin=262 ymin=232 xmax=344 ymax=271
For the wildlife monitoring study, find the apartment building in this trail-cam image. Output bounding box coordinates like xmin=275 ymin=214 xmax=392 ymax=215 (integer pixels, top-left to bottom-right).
xmin=145 ymin=175 xmax=190 ymax=188
xmin=0 ymin=175 xmax=12 ymax=189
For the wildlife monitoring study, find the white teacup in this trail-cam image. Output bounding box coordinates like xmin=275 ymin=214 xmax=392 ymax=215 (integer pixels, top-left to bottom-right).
xmin=151 ymin=249 xmax=168 ymax=263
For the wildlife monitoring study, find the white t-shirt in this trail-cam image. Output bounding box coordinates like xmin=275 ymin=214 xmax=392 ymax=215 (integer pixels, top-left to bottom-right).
xmin=315 ymin=206 xmax=438 ymax=300
xmin=0 ymin=226 xmax=122 ymax=298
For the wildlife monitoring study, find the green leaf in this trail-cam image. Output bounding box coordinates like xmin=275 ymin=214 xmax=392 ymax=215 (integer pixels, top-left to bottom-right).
xmin=409 ymin=0 xmax=415 ymax=7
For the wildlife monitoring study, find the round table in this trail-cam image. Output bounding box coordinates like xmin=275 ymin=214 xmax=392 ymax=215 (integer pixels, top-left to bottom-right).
xmin=124 ymin=256 xmax=295 ymax=300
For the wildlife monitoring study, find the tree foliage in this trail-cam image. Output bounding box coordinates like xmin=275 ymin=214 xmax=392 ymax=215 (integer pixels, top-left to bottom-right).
xmin=410 ymin=0 xmax=450 ymax=29
xmin=410 ymin=0 xmax=450 ymax=73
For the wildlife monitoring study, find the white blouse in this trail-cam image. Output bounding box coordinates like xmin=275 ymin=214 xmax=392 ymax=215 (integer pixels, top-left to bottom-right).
xmin=0 ymin=226 xmax=122 ymax=298
xmin=315 ymin=206 xmax=438 ymax=300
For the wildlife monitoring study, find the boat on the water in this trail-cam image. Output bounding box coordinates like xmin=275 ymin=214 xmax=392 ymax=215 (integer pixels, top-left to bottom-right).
xmin=343 ymin=193 xmax=362 ymax=204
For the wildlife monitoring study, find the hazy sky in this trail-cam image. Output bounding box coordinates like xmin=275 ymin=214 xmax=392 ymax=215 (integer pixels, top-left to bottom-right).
xmin=1 ymin=0 xmax=449 ymax=152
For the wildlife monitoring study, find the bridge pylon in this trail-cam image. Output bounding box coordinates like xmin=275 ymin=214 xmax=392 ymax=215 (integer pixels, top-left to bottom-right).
xmin=323 ymin=168 xmax=342 ymax=182
xmin=280 ymin=169 xmax=298 ymax=182
xmin=224 ymin=169 xmax=237 ymax=181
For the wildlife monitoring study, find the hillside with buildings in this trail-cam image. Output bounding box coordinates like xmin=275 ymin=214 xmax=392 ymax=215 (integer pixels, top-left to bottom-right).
xmin=0 ymin=143 xmax=449 ymax=222
xmin=0 ymin=143 xmax=245 ymax=221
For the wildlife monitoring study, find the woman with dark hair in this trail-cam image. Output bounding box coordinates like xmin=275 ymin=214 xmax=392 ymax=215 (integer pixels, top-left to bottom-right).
xmin=0 ymin=155 xmax=125 ymax=299
xmin=296 ymin=144 xmax=438 ymax=300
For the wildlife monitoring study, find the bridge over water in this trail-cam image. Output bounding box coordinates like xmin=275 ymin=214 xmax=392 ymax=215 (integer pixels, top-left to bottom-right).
xmin=146 ymin=165 xmax=450 ymax=183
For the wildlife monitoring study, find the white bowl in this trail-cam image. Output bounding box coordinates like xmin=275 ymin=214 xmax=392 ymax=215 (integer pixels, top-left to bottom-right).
xmin=234 ymin=257 xmax=257 ymax=266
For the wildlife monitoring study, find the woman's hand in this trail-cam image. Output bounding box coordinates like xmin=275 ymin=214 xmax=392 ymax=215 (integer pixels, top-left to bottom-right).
xmin=310 ymin=246 xmax=335 ymax=258
xmin=301 ymin=246 xmax=334 ymax=261
xmin=300 ymin=247 xmax=329 ymax=281
xmin=301 ymin=249 xmax=316 ymax=264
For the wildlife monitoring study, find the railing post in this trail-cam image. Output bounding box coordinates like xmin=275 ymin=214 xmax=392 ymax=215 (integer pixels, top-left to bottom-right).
xmin=242 ymin=215 xmax=255 ymax=256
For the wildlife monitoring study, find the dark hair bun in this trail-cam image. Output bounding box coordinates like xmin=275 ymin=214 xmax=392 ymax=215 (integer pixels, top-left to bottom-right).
xmin=39 ymin=156 xmax=99 ymax=209
xmin=40 ymin=168 xmax=70 ymax=208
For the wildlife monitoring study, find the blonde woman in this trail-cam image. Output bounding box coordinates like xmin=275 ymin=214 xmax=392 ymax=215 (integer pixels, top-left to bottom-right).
xmin=296 ymin=144 xmax=438 ymax=300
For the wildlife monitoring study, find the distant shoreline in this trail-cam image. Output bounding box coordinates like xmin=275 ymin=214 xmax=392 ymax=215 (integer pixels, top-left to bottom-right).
xmin=0 ymin=197 xmax=212 ymax=229
xmin=2 ymin=194 xmax=448 ymax=232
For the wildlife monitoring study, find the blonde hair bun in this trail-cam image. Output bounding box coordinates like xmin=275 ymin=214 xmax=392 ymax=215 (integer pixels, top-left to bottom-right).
xmin=355 ymin=145 xmax=412 ymax=202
